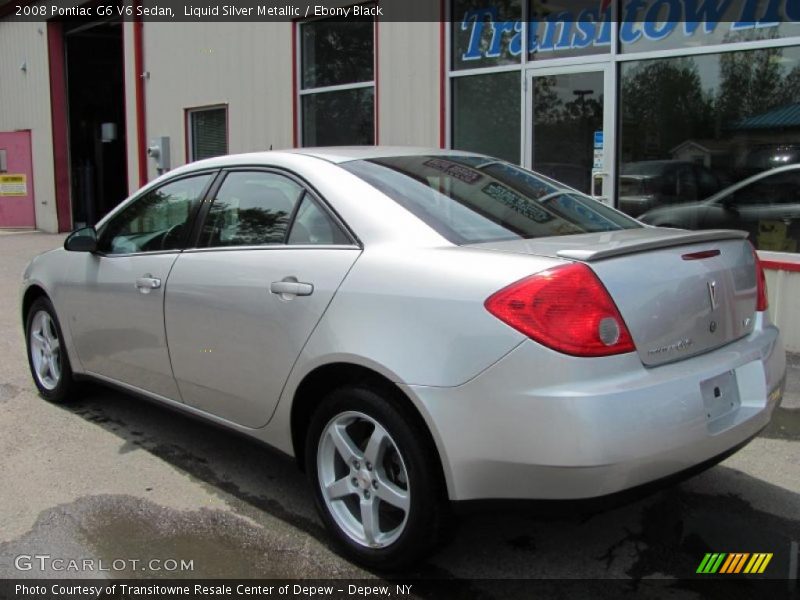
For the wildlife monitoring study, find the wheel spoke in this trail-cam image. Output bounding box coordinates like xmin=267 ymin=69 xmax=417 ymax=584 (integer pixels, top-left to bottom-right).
xmin=360 ymin=498 xmax=380 ymax=545
xmin=363 ymin=423 xmax=388 ymax=466
xmin=325 ymin=476 xmax=354 ymax=501
xmin=37 ymin=355 xmax=50 ymax=378
xmin=49 ymin=354 xmax=61 ymax=382
xmin=375 ymin=473 xmax=410 ymax=512
xmin=48 ymin=338 xmax=60 ymax=352
xmin=43 ymin=317 xmax=56 ymax=345
xmin=329 ymin=423 xmax=362 ymax=465
xmin=32 ymin=330 xmax=46 ymax=346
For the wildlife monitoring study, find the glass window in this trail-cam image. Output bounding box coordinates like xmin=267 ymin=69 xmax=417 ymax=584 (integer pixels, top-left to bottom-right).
xmin=200 ymin=172 xmax=304 ymax=248
xmin=188 ymin=107 xmax=227 ymax=162
xmin=620 ymin=0 xmax=800 ymax=54
xmin=528 ymin=0 xmax=612 ymax=61
xmin=299 ymin=13 xmax=375 ymax=146
xmin=302 ymin=88 xmax=375 ymax=146
xmin=620 ymin=46 xmax=800 ymax=253
xmin=452 ymin=71 xmax=521 ymax=164
xmin=532 ymin=71 xmax=604 ymax=195
xmin=342 ymin=155 xmax=639 ymax=245
xmin=452 ymin=0 xmax=522 ymax=70
xmin=287 ymin=196 xmax=350 ymax=245
xmin=301 ymin=19 xmax=374 ymax=89
xmin=98 ymin=175 xmax=211 ymax=255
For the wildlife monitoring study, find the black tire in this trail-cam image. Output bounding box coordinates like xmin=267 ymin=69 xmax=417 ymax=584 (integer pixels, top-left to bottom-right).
xmin=305 ymin=384 xmax=448 ymax=570
xmin=25 ymin=297 xmax=76 ymax=403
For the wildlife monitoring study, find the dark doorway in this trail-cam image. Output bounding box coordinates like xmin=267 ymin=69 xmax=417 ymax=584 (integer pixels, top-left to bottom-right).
xmin=64 ymin=17 xmax=127 ymax=227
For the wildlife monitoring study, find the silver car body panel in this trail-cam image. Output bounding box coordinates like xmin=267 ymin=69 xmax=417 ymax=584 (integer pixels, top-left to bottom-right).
xmin=164 ymin=246 xmax=361 ymax=428
xmin=21 ymin=148 xmax=787 ymax=502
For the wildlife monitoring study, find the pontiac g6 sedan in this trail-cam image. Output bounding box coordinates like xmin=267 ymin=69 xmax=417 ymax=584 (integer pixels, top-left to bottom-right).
xmin=22 ymin=148 xmax=786 ymax=568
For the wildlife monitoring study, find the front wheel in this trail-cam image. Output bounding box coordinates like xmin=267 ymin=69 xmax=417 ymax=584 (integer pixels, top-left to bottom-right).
xmin=306 ymin=385 xmax=447 ymax=570
xmin=25 ymin=297 xmax=76 ymax=403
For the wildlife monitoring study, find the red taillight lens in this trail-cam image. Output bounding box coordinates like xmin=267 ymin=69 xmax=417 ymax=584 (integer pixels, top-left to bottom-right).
xmin=751 ymin=244 xmax=769 ymax=312
xmin=485 ymin=263 xmax=636 ymax=357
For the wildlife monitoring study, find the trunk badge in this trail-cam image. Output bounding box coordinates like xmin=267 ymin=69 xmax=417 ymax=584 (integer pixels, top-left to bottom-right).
xmin=707 ymin=280 xmax=719 ymax=311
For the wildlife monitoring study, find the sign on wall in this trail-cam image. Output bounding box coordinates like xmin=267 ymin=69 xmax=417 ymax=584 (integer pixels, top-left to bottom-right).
xmin=0 ymin=174 xmax=27 ymax=197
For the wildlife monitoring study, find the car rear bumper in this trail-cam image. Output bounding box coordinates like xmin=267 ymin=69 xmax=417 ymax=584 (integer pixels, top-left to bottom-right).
xmin=404 ymin=313 xmax=785 ymax=501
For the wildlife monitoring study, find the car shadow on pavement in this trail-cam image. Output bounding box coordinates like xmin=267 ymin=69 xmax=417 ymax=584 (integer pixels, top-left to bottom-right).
xmin=56 ymin=382 xmax=800 ymax=592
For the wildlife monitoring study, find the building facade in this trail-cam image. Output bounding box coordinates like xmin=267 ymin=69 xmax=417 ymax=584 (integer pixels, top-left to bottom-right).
xmin=0 ymin=0 xmax=798 ymax=348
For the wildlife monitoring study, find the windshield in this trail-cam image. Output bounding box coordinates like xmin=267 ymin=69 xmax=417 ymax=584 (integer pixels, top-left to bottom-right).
xmin=342 ymin=155 xmax=641 ymax=245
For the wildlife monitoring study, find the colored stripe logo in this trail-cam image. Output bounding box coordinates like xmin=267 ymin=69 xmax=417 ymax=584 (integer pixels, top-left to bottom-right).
xmin=697 ymin=553 xmax=773 ymax=574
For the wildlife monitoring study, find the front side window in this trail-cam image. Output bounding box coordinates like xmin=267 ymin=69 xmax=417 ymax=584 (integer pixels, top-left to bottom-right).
xmin=299 ymin=15 xmax=375 ymax=146
xmin=98 ymin=174 xmax=212 ymax=255
xmin=200 ymin=172 xmax=304 ymax=248
xmin=342 ymin=155 xmax=639 ymax=245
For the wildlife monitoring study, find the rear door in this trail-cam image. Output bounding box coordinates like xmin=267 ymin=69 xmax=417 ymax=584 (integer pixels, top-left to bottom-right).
xmin=164 ymin=169 xmax=360 ymax=428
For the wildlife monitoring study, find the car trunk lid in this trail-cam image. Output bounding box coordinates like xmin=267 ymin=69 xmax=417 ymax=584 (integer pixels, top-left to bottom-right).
xmin=470 ymin=228 xmax=759 ymax=367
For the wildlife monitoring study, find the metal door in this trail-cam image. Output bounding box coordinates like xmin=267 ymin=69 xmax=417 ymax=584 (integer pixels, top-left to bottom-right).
xmin=0 ymin=130 xmax=35 ymax=228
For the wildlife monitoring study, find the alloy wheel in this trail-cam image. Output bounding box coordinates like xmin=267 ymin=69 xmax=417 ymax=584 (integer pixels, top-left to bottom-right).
xmin=29 ymin=310 xmax=62 ymax=391
xmin=317 ymin=411 xmax=410 ymax=548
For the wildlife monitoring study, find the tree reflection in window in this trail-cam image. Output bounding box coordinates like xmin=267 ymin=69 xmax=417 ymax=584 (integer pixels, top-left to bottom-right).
xmin=98 ymin=174 xmax=211 ymax=254
xmin=201 ymin=172 xmax=304 ymax=248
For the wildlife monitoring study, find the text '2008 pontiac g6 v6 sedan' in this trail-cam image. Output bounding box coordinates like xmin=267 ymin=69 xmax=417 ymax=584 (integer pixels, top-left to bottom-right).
xmin=21 ymin=148 xmax=786 ymax=569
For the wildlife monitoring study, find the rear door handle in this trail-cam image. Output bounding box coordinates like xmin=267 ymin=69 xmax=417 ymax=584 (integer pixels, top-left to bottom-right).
xmin=135 ymin=275 xmax=162 ymax=293
xmin=270 ymin=280 xmax=314 ymax=297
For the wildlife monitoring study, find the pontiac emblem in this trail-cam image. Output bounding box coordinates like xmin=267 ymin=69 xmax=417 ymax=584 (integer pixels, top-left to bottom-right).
xmin=708 ymin=280 xmax=719 ymax=311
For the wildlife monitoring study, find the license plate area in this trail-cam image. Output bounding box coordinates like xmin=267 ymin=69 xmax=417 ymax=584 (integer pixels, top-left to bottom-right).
xmin=700 ymin=370 xmax=741 ymax=422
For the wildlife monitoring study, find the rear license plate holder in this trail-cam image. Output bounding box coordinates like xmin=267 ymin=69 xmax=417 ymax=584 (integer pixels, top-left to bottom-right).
xmin=700 ymin=370 xmax=740 ymax=421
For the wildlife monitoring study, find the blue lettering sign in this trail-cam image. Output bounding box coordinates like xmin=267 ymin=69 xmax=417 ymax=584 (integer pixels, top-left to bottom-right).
xmin=461 ymin=0 xmax=797 ymax=61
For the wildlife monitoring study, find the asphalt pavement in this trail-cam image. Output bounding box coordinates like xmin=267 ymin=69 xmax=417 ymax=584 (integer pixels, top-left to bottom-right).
xmin=0 ymin=232 xmax=798 ymax=596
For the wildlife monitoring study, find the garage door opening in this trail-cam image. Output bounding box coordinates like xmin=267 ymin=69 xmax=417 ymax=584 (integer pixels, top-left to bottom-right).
xmin=64 ymin=17 xmax=128 ymax=228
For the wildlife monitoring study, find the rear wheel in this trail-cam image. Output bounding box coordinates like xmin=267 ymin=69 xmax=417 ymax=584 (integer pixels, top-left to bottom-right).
xmin=306 ymin=384 xmax=447 ymax=570
xmin=26 ymin=297 xmax=76 ymax=403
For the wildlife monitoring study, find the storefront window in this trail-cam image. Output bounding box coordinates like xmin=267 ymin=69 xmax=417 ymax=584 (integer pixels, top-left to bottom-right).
xmin=452 ymin=0 xmax=522 ymax=70
xmin=299 ymin=15 xmax=375 ymax=146
xmin=619 ymin=0 xmax=800 ymax=54
xmin=528 ymin=0 xmax=612 ymax=61
xmin=620 ymin=46 xmax=800 ymax=253
xmin=452 ymin=71 xmax=521 ymax=163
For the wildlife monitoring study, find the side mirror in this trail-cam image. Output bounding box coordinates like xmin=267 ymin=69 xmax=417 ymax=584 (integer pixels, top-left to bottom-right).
xmin=64 ymin=226 xmax=97 ymax=253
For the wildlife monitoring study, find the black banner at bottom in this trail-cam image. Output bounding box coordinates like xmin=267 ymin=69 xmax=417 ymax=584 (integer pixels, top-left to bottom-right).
xmin=0 ymin=579 xmax=798 ymax=600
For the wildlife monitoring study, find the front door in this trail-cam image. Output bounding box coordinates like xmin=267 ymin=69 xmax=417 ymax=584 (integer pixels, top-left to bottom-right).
xmin=0 ymin=130 xmax=35 ymax=228
xmin=525 ymin=65 xmax=614 ymax=204
xmin=64 ymin=172 xmax=214 ymax=399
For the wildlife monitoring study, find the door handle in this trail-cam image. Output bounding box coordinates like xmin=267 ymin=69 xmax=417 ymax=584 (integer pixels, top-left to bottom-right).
xmin=135 ymin=275 xmax=162 ymax=294
xmin=270 ymin=280 xmax=314 ymax=297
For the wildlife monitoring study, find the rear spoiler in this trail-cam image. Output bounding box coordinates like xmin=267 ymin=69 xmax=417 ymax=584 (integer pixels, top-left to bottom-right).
xmin=556 ymin=229 xmax=749 ymax=262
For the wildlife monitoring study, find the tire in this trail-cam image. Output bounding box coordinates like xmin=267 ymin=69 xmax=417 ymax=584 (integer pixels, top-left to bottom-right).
xmin=305 ymin=384 xmax=448 ymax=570
xmin=25 ymin=297 xmax=76 ymax=403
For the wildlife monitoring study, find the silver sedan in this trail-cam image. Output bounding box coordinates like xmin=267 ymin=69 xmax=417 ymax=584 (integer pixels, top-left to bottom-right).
xmin=21 ymin=148 xmax=786 ymax=569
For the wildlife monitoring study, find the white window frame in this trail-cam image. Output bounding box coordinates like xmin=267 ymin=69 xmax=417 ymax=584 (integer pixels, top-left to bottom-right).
xmin=295 ymin=13 xmax=377 ymax=147
xmin=186 ymin=104 xmax=229 ymax=163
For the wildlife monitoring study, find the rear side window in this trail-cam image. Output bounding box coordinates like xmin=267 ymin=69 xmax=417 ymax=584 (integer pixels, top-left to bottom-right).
xmin=341 ymin=156 xmax=640 ymax=245
xmin=200 ymin=172 xmax=304 ymax=247
xmin=287 ymin=196 xmax=350 ymax=245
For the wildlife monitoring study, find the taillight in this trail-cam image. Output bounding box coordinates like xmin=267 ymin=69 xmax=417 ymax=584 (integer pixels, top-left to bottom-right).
xmin=751 ymin=243 xmax=769 ymax=312
xmin=485 ymin=263 xmax=635 ymax=357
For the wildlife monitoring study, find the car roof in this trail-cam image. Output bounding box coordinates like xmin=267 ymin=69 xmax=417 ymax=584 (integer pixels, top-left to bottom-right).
xmin=176 ymin=147 xmax=483 ymax=173
xmin=704 ymin=162 xmax=800 ymax=203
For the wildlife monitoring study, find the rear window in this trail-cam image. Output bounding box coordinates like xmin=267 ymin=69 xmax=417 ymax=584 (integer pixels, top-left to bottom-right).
xmin=342 ymin=155 xmax=641 ymax=245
